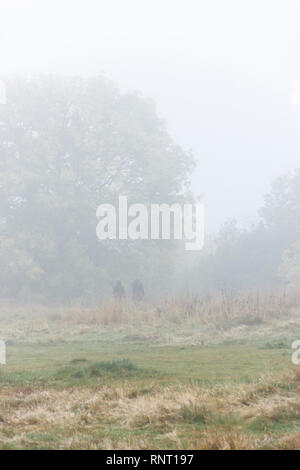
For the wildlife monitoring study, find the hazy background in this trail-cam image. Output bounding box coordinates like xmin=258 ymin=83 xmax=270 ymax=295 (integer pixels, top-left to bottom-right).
xmin=1 ymin=0 xmax=300 ymax=232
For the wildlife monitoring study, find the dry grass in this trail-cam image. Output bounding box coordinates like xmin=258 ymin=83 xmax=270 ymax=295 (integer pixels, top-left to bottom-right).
xmin=0 ymin=373 xmax=300 ymax=449
xmin=1 ymin=288 xmax=296 ymax=332
xmin=0 ymin=288 xmax=299 ymax=449
xmin=0 ymin=289 xmax=298 ymax=352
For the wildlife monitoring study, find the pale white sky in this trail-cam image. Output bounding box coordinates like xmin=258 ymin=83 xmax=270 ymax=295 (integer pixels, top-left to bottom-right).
xmin=1 ymin=0 xmax=300 ymax=232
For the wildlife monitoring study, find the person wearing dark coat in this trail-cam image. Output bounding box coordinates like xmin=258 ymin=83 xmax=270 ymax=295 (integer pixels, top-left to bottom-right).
xmin=131 ymin=279 xmax=145 ymax=302
xmin=113 ymin=280 xmax=126 ymax=301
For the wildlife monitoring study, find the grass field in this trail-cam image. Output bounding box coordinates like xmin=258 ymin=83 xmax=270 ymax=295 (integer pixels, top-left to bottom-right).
xmin=1 ymin=296 xmax=300 ymax=450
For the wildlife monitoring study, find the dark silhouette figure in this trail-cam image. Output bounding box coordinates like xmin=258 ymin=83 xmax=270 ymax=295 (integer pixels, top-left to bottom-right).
xmin=131 ymin=279 xmax=145 ymax=302
xmin=113 ymin=280 xmax=125 ymax=301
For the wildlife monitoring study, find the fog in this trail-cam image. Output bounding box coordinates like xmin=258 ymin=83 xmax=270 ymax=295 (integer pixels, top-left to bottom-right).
xmin=1 ymin=0 xmax=300 ymax=232
xmin=2 ymin=2 xmax=300 ymax=451
xmin=0 ymin=1 xmax=300 ymax=300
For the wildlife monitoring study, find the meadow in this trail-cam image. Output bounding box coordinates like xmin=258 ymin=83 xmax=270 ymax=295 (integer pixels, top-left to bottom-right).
xmin=0 ymin=291 xmax=300 ymax=450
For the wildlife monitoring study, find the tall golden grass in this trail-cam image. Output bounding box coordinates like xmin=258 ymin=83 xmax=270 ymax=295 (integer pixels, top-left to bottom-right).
xmin=0 ymin=288 xmax=298 ymax=331
xmin=43 ymin=288 xmax=299 ymax=327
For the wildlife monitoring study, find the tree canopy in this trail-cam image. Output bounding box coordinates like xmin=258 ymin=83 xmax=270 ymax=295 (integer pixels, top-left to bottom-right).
xmin=0 ymin=76 xmax=195 ymax=302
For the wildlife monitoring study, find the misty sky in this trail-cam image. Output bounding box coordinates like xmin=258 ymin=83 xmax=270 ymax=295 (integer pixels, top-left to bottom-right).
xmin=1 ymin=0 xmax=300 ymax=232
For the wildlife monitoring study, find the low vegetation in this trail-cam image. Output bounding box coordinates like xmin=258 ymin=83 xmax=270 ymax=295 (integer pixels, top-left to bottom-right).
xmin=0 ymin=291 xmax=300 ymax=449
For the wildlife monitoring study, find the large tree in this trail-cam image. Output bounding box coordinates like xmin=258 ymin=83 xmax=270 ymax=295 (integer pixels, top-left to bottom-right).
xmin=0 ymin=76 xmax=195 ymax=301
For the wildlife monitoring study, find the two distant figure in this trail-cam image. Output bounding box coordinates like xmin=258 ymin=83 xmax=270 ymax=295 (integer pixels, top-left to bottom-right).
xmin=113 ymin=279 xmax=145 ymax=302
